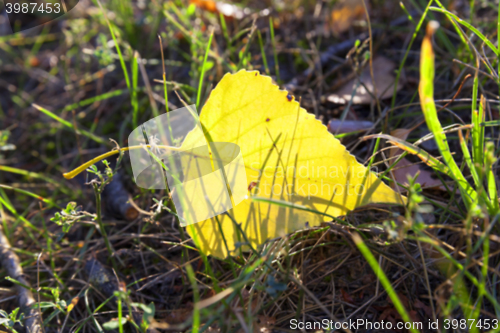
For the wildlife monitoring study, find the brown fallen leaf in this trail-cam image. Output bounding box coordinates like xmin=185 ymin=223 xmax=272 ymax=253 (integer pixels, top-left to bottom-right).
xmin=327 ymin=56 xmax=403 ymax=105
xmin=389 ymin=128 xmax=444 ymax=191
xmin=330 ymin=0 xmax=367 ymax=35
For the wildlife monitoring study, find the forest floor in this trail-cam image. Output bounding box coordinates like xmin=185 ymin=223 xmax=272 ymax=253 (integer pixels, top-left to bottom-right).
xmin=1 ymin=0 xmax=500 ymax=332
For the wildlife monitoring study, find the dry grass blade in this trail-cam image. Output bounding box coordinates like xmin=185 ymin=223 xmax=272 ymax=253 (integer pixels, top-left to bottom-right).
xmin=362 ymin=133 xmax=451 ymax=175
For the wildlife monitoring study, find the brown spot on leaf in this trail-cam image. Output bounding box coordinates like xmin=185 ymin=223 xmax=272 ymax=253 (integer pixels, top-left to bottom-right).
xmin=248 ymin=181 xmax=257 ymax=191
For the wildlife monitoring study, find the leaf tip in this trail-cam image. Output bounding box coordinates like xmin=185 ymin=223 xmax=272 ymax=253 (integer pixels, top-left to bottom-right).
xmin=62 ymin=172 xmax=74 ymax=180
xmin=426 ymin=21 xmax=439 ymax=36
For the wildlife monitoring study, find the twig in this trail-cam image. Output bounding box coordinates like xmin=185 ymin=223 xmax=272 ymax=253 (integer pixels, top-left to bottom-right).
xmin=0 ymin=228 xmax=42 ymax=333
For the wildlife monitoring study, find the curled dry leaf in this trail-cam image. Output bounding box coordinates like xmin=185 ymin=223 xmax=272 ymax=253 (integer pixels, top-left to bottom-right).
xmin=328 ymin=57 xmax=403 ymax=105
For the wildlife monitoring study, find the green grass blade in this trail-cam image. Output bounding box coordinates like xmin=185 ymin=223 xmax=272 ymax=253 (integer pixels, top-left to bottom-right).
xmin=484 ymin=142 xmax=499 ymax=212
xmin=471 ymin=83 xmax=483 ymax=172
xmin=399 ymin=1 xmax=414 ymax=22
xmin=419 ymin=22 xmax=477 ymax=209
xmin=457 ymin=130 xmax=481 ymax=190
xmin=257 ymin=30 xmax=270 ymax=75
xmin=196 ymin=30 xmax=214 ymax=111
xmin=391 ymin=0 xmax=432 ymax=109
xmin=158 ymin=35 xmax=169 ymax=114
xmin=219 ymin=12 xmax=231 ymax=57
xmin=132 ymin=51 xmax=140 ymax=129
xmin=352 ymin=233 xmax=420 ymax=333
xmin=429 ymin=7 xmax=498 ymax=55
xmin=0 ymin=165 xmax=73 ymax=195
xmin=0 ymin=193 xmax=37 ymax=232
xmin=251 ymin=196 xmax=349 ymax=225
xmin=33 ymin=104 xmax=107 ymax=145
xmin=482 ymin=120 xmax=500 ymax=127
xmin=186 ymin=264 xmax=200 ymax=333
xmin=363 ymin=133 xmax=452 ymax=175
xmin=62 ymin=89 xmax=127 ymax=112
xmin=94 ymin=0 xmax=131 ymax=90
xmin=236 ymin=24 xmax=256 ymax=70
xmin=0 ymin=184 xmax=63 ymax=210
xmin=433 ymin=0 xmax=472 ymax=56
xmin=269 ymin=18 xmax=280 ymax=84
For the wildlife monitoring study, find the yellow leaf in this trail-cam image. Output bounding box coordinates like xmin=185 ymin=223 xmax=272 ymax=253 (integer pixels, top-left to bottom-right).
xmin=183 ymin=70 xmax=405 ymax=258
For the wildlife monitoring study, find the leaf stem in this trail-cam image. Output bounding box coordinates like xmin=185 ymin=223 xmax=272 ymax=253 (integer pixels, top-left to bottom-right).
xmin=92 ymin=182 xmax=117 ymax=269
xmin=62 ymin=145 xmax=182 ymax=180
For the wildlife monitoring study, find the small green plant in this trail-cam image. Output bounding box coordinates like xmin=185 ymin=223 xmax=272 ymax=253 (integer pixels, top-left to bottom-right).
xmin=405 ymin=173 xmax=433 ymax=231
xmin=132 ymin=301 xmax=155 ymax=331
xmin=383 ymin=173 xmax=430 ymax=241
xmin=0 ymin=308 xmax=24 ymax=333
xmin=51 ymin=202 xmax=94 ymax=233
xmin=102 ymin=291 xmax=129 ymax=332
xmin=86 ymin=159 xmax=114 ymax=185
xmin=102 ymin=291 xmax=155 ymax=332
xmin=35 ymin=286 xmax=69 ymax=313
